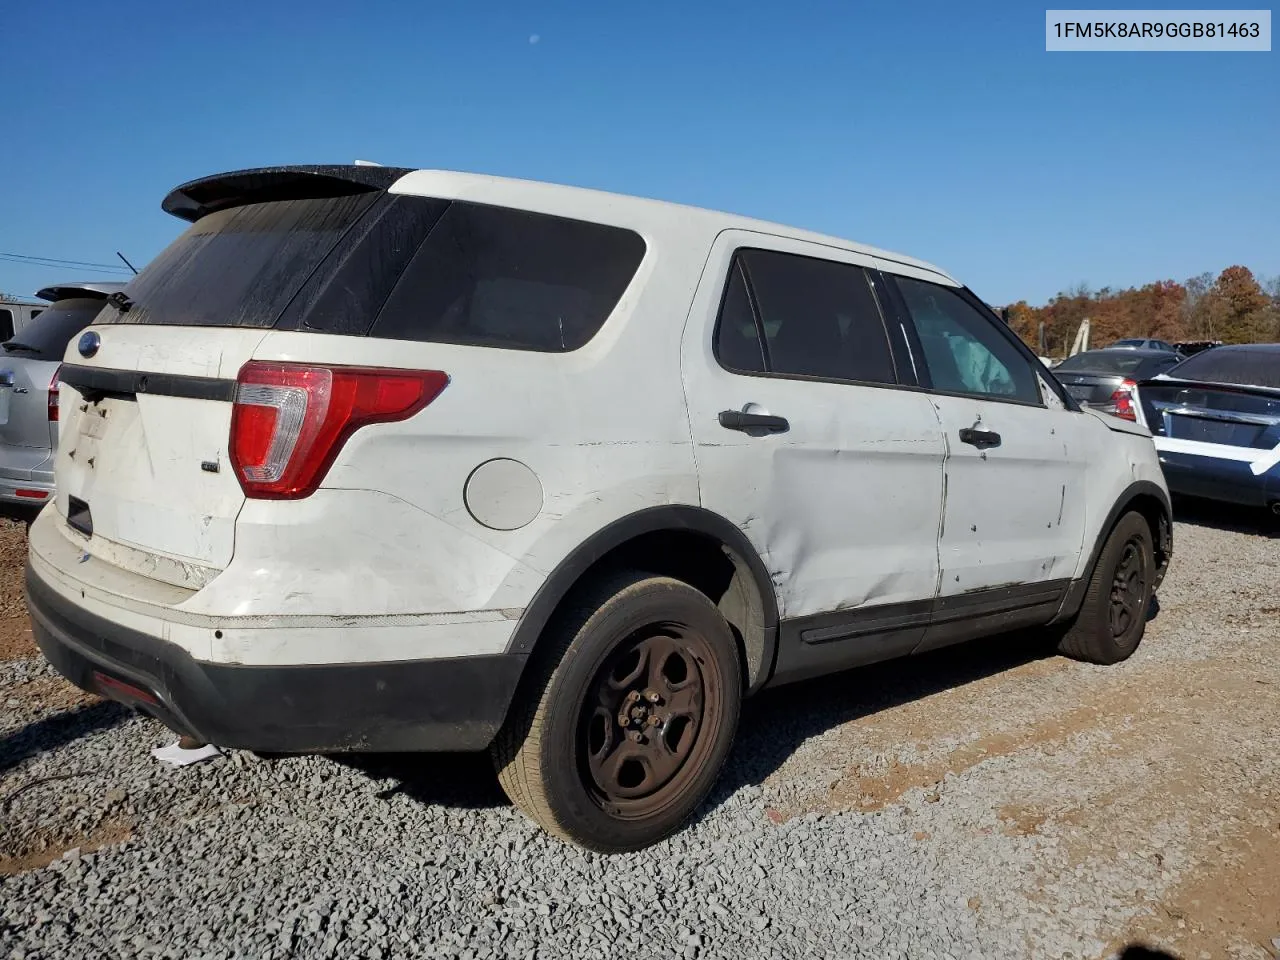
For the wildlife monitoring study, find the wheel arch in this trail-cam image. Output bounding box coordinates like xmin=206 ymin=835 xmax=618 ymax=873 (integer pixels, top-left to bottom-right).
xmin=504 ymin=505 xmax=780 ymax=695
xmin=1056 ymin=480 xmax=1172 ymax=623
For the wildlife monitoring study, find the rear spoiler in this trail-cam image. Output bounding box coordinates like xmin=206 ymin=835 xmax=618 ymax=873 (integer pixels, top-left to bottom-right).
xmin=35 ymin=281 xmax=127 ymax=303
xmin=161 ymin=164 xmax=415 ymax=222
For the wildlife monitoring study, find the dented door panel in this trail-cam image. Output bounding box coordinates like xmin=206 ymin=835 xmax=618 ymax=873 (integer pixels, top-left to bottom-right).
xmin=680 ymin=230 xmax=948 ymax=622
xmin=929 ymin=395 xmax=1088 ymax=596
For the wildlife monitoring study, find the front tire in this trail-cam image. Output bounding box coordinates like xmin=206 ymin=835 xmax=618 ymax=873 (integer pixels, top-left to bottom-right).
xmin=1058 ymin=510 xmax=1155 ymax=664
xmin=492 ymin=571 xmax=742 ymax=853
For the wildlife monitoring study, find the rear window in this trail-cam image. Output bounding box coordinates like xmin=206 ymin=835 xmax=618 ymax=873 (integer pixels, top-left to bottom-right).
xmin=99 ymin=193 xmax=645 ymax=353
xmin=96 ymin=194 xmax=378 ymax=328
xmin=370 ymin=202 xmax=646 ymax=352
xmin=3 ymin=298 xmax=104 ymax=360
xmin=1167 ymin=347 xmax=1280 ymax=389
xmin=1056 ymin=352 xmax=1156 ymax=374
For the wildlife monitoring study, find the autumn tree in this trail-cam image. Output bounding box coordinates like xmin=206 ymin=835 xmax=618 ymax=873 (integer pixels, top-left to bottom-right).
xmin=1207 ymin=266 xmax=1270 ymax=343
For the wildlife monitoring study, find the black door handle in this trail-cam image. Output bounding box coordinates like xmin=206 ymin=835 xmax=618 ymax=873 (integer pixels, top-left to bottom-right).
xmin=958 ymin=427 xmax=1001 ymax=449
xmin=718 ymin=410 xmax=789 ymax=433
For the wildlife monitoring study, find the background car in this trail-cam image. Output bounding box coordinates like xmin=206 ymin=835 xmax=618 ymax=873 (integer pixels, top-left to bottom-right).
xmin=1107 ymin=337 xmax=1181 ymax=353
xmin=0 ymin=282 xmax=122 ymax=511
xmin=1136 ymin=343 xmax=1280 ymax=515
xmin=1051 ymin=348 xmax=1183 ymax=419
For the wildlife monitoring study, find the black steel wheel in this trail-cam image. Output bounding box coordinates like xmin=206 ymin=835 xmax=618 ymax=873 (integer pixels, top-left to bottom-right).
xmin=492 ymin=571 xmax=741 ymax=852
xmin=1058 ymin=510 xmax=1155 ymax=664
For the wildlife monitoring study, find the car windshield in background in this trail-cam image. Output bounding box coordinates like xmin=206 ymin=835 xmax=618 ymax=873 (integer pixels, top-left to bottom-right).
xmin=2 ymin=300 xmax=105 ymax=361
xmin=1055 ymin=351 xmax=1152 ymax=374
xmin=95 ymin=194 xmax=378 ymax=328
xmin=1166 ymin=347 xmax=1280 ymax=389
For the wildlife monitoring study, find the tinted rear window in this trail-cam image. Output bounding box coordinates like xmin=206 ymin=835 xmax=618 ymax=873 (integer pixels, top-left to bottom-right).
xmin=3 ymin=299 xmax=104 ymax=360
xmin=1168 ymin=348 xmax=1280 ymax=389
xmin=1056 ymin=352 xmax=1163 ymax=375
xmin=96 ymin=194 xmax=378 ymax=328
xmin=370 ymin=202 xmax=646 ymax=352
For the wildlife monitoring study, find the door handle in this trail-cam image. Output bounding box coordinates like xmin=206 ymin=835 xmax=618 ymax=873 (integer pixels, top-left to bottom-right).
xmin=958 ymin=427 xmax=1001 ymax=449
xmin=718 ymin=410 xmax=789 ymax=433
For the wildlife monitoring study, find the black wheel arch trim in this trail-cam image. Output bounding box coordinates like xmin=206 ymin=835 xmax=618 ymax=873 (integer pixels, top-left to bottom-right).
xmin=503 ymin=505 xmax=780 ymax=695
xmin=1054 ymin=479 xmax=1172 ymax=623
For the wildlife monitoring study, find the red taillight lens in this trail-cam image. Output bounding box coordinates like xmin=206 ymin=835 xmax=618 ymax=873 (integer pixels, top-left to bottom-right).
xmin=1109 ymin=378 xmax=1137 ymax=421
xmin=229 ymin=362 xmax=448 ymax=499
xmin=49 ymin=365 xmax=61 ymax=421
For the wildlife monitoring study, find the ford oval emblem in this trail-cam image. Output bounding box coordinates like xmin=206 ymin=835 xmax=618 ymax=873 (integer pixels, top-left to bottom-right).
xmin=78 ymin=331 xmax=101 ymax=359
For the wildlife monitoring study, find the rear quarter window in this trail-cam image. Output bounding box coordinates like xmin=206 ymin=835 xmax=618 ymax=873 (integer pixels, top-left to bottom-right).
xmin=370 ymin=203 xmax=646 ymax=352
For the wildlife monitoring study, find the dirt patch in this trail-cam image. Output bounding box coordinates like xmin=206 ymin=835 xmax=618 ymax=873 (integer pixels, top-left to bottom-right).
xmin=0 ymin=518 xmax=34 ymax=662
xmin=0 ymin=619 xmax=36 ymax=662
xmin=1109 ymin=816 xmax=1280 ymax=959
xmin=0 ymin=818 xmax=133 ymax=876
xmin=822 ymin=699 xmax=1119 ymax=814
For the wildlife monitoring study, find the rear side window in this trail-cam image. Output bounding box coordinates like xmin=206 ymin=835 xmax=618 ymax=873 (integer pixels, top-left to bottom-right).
xmin=0 ymin=309 xmax=13 ymax=341
xmin=3 ymin=299 xmax=104 ymax=360
xmin=713 ymin=249 xmax=897 ymax=385
xmin=894 ymin=276 xmax=1040 ymax=404
xmin=372 ymin=203 xmax=646 ymax=352
xmin=1168 ymin=348 xmax=1280 ymax=389
xmin=97 ymin=194 xmax=378 ymax=328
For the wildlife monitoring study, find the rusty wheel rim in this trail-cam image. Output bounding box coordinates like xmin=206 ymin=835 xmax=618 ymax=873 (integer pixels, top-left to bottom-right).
xmin=578 ymin=624 xmax=718 ymax=819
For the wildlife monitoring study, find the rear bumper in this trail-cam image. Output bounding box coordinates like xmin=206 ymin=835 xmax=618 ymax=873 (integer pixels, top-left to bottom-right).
xmin=1156 ymin=449 xmax=1280 ymax=508
xmin=26 ymin=564 xmax=527 ymax=753
xmin=0 ymin=465 xmax=53 ymax=506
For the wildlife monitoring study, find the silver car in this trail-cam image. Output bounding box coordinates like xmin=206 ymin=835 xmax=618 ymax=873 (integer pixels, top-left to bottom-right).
xmin=0 ymin=282 xmax=123 ymax=509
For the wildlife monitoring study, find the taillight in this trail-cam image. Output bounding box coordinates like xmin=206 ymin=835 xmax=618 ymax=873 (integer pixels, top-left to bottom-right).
xmin=1109 ymin=378 xmax=1137 ymax=421
xmin=229 ymin=362 xmax=448 ymax=499
xmin=49 ymin=365 xmax=61 ymax=421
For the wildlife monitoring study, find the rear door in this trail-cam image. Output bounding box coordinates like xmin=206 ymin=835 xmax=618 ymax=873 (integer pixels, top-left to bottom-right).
xmin=681 ymin=233 xmax=947 ymax=680
xmin=53 ymin=190 xmax=387 ymax=579
xmin=880 ymin=266 xmax=1088 ymax=613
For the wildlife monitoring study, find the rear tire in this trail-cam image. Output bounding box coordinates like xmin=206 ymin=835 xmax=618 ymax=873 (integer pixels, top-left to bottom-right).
xmin=1058 ymin=510 xmax=1155 ymax=664
xmin=492 ymin=570 xmax=741 ymax=853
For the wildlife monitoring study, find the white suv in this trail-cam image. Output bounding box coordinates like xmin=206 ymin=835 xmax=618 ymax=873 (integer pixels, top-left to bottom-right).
xmin=27 ymin=165 xmax=1172 ymax=852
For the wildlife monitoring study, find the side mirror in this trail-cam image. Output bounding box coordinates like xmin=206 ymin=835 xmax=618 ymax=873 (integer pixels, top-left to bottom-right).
xmin=1000 ymin=307 xmax=1011 ymax=324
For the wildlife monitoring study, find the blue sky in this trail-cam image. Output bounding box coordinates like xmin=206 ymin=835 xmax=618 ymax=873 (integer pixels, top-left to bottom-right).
xmin=1 ymin=0 xmax=1275 ymax=305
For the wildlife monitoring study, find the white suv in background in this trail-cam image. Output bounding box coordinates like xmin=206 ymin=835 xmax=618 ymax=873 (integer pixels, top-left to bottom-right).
xmin=28 ymin=165 xmax=1172 ymax=852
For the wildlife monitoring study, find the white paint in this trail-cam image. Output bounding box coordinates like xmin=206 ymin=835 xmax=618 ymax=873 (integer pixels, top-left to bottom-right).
xmin=1153 ymin=435 xmax=1280 ymax=475
xmin=33 ymin=167 xmax=1170 ymax=677
xmin=465 ymin=458 xmax=543 ymax=530
xmin=680 ymin=230 xmax=947 ymax=619
xmin=926 ymin=394 xmax=1089 ymax=594
xmin=56 ymin=325 xmax=268 ymax=569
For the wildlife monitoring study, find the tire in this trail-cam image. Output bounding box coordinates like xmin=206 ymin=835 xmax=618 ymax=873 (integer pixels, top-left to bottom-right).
xmin=491 ymin=570 xmax=742 ymax=853
xmin=1057 ymin=510 xmax=1155 ymax=664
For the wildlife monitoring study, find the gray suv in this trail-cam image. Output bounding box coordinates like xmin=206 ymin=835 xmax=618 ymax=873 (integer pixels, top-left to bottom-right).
xmin=0 ymin=282 xmax=123 ymax=509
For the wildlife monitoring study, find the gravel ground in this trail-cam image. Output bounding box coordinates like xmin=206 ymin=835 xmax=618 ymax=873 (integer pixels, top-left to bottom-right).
xmin=2 ymin=506 xmax=1278 ymax=960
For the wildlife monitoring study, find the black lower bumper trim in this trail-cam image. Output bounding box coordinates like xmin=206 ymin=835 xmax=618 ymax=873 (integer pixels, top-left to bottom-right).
xmin=25 ymin=565 xmax=527 ymax=753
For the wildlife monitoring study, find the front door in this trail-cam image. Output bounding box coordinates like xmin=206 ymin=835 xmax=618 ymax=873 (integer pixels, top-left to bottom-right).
xmin=881 ymin=266 xmax=1087 ymax=641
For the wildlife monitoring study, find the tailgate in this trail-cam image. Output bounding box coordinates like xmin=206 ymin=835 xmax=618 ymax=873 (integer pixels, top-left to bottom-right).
xmin=56 ymin=326 xmax=268 ymax=570
xmin=0 ymin=357 xmax=57 ymax=447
